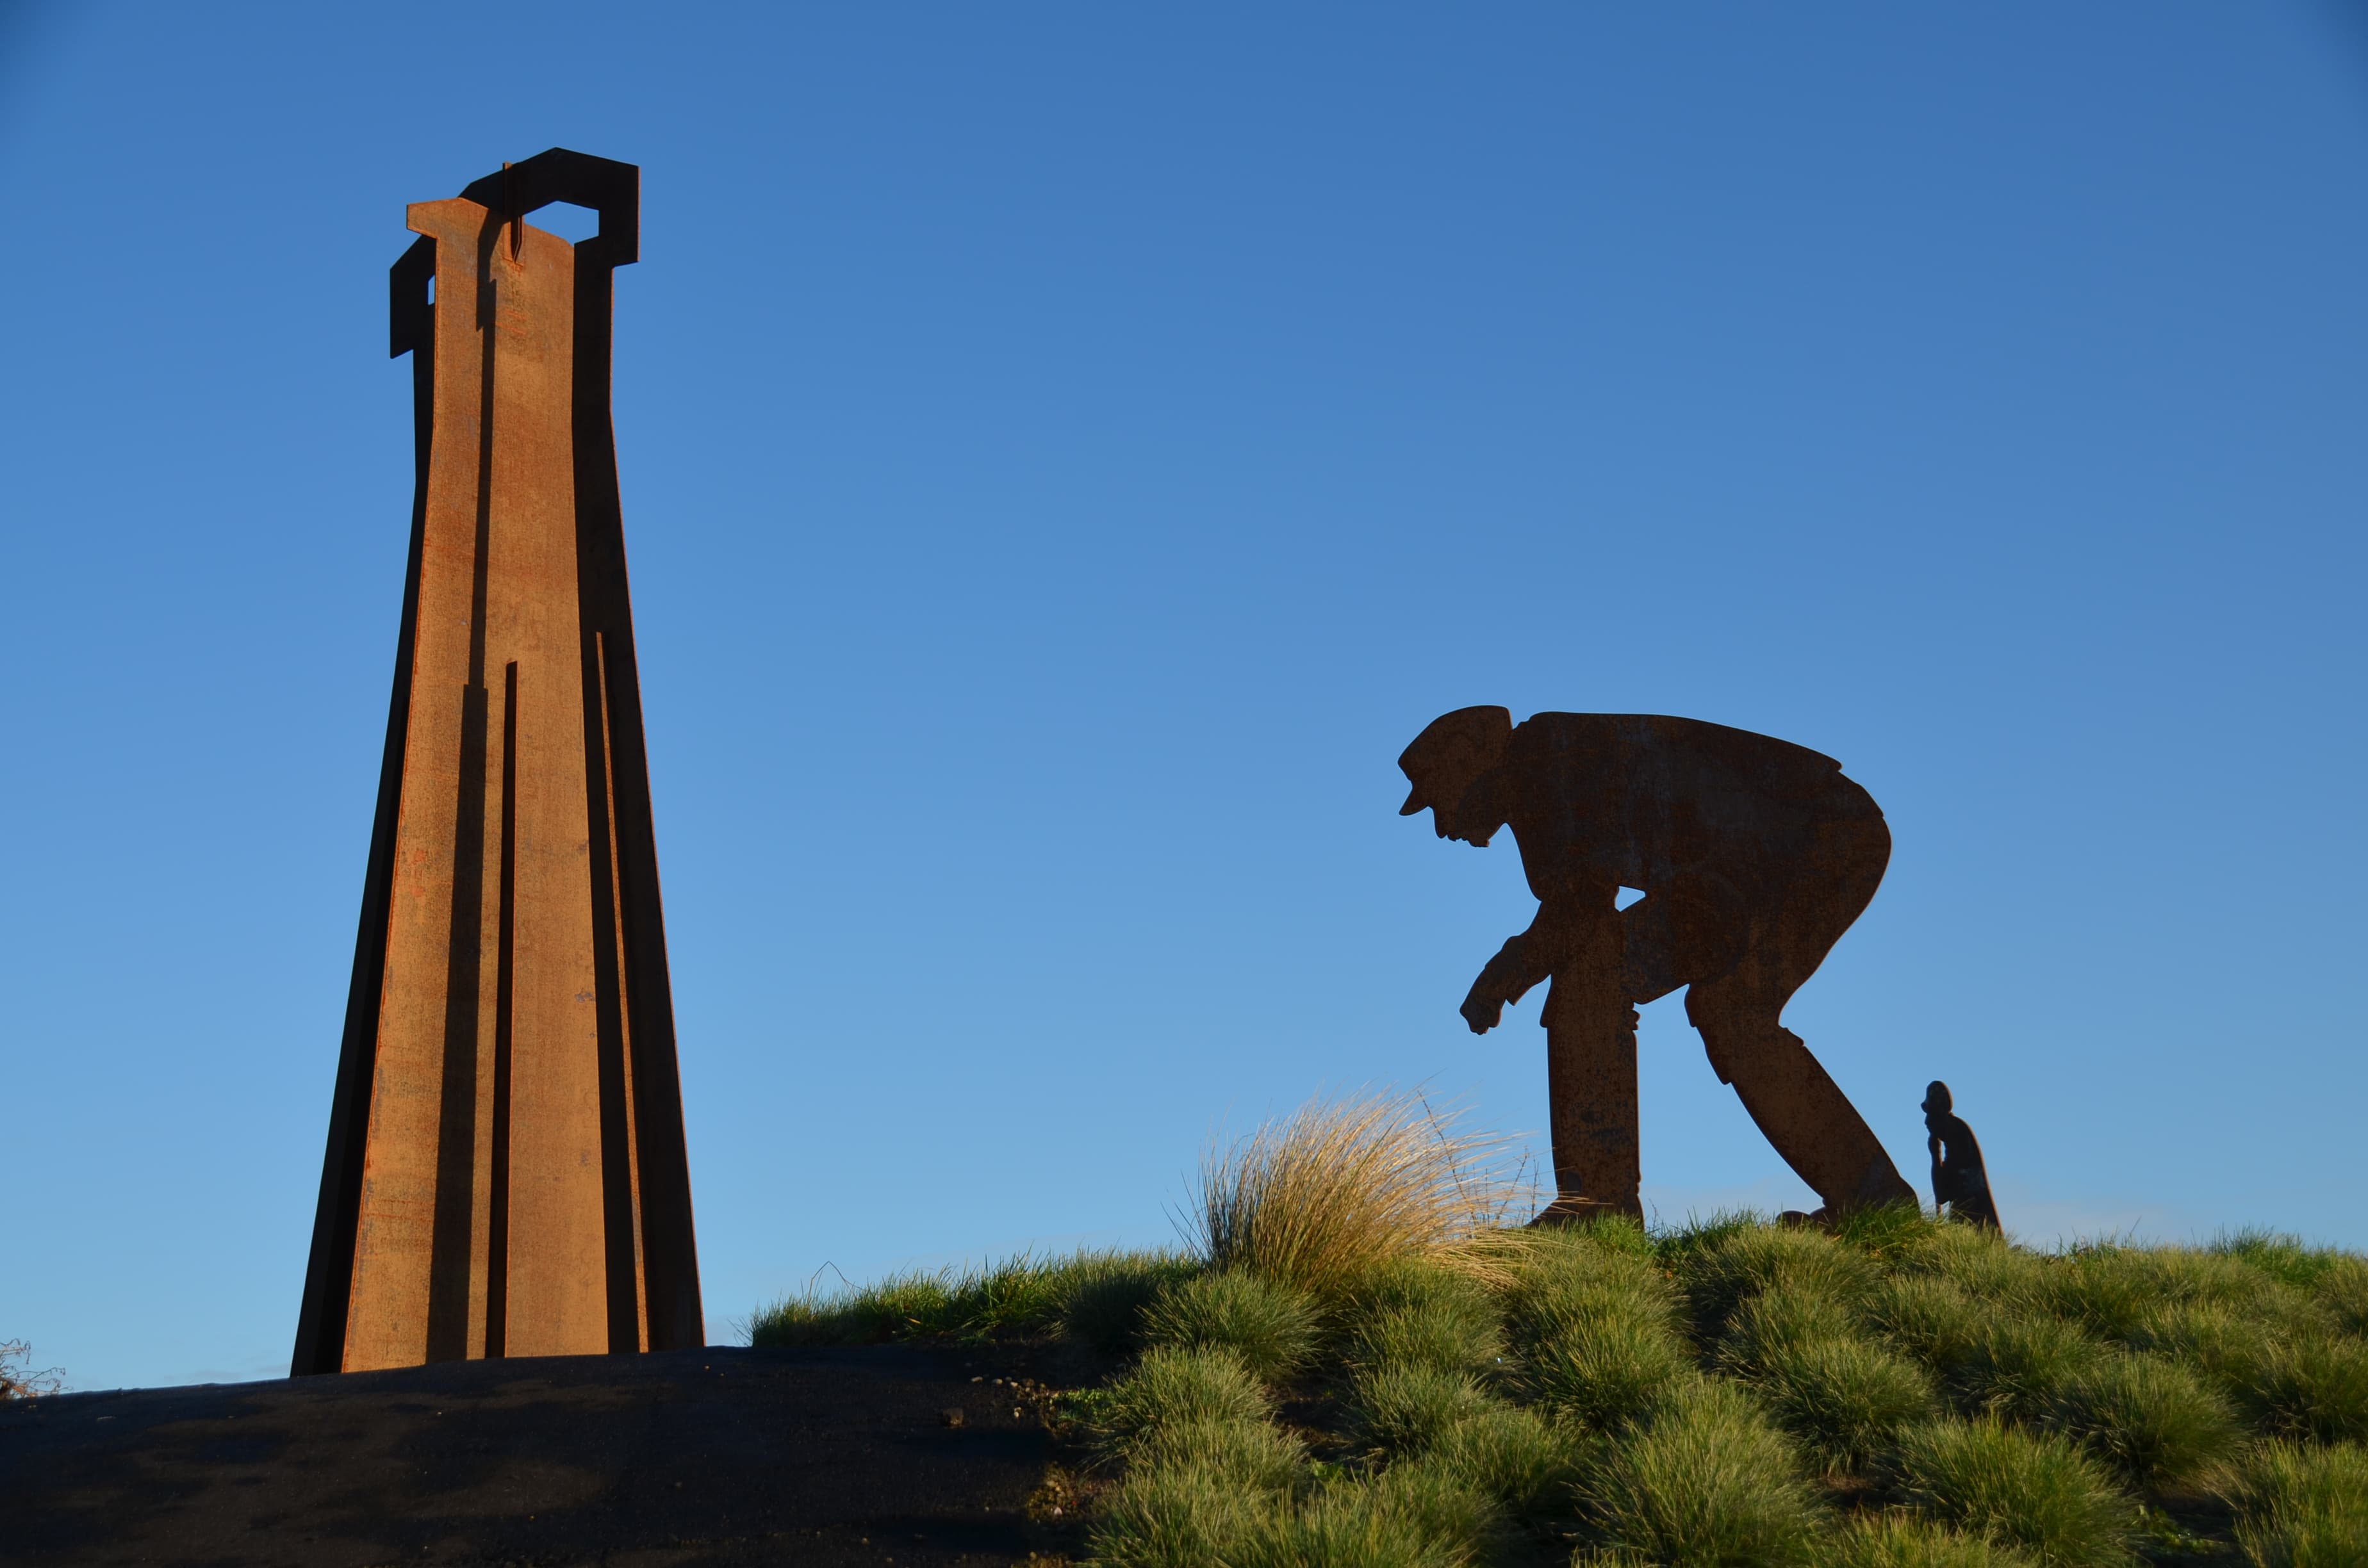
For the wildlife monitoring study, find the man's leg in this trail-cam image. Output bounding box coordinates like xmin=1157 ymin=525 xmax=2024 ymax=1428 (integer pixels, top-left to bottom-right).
xmin=1683 ymin=810 xmax=1913 ymax=1214
xmin=1686 ymin=981 xmax=1914 ymax=1213
xmin=1536 ymin=909 xmax=1643 ymax=1221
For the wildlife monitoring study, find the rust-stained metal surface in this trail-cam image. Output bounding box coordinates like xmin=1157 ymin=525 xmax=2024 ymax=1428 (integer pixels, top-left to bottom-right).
xmin=1923 ymin=1080 xmax=2002 ymax=1230
xmin=1399 ymin=708 xmax=1918 ymax=1221
xmin=293 ymin=151 xmax=702 ymax=1375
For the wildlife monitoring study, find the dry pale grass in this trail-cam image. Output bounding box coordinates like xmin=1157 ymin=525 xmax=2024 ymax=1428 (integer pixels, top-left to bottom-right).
xmin=1192 ymin=1089 xmax=1534 ymax=1303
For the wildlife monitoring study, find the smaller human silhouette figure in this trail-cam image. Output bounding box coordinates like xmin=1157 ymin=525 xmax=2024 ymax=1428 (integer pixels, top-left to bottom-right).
xmin=1922 ymin=1081 xmax=2000 ymax=1230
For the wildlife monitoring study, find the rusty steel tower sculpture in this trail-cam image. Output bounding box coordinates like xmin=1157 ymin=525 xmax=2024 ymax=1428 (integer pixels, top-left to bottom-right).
xmin=294 ymin=151 xmax=702 ymax=1374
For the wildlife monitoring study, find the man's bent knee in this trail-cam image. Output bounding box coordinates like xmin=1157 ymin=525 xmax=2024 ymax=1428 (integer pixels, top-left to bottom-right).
xmin=1682 ymin=985 xmax=1788 ymax=1085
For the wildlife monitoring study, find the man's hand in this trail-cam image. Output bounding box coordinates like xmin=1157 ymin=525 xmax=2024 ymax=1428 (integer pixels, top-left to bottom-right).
xmin=1459 ymin=975 xmax=1508 ymax=1034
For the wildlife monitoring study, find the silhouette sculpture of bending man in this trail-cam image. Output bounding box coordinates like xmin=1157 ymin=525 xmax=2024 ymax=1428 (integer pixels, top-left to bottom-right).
xmin=1399 ymin=708 xmax=1916 ymax=1223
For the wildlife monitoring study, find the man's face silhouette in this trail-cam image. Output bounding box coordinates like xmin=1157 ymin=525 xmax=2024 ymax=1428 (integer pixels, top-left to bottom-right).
xmin=1418 ymin=772 xmax=1501 ymax=847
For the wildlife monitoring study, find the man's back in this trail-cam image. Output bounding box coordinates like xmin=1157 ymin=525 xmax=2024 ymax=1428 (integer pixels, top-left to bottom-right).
xmin=1499 ymin=712 xmax=1873 ymax=899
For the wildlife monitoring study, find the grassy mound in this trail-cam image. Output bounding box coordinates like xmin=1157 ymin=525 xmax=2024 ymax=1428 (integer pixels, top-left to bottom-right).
xmin=749 ymin=1094 xmax=2368 ymax=1567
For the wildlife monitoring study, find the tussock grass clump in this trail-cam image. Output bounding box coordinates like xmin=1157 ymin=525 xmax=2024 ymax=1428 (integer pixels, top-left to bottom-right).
xmin=1834 ymin=1202 xmax=1950 ymax=1264
xmin=1828 ymin=1511 xmax=2040 ymax=1567
xmin=1344 ymin=1259 xmax=1506 ymax=1378
xmin=1502 ymin=1225 xmax=1679 ymax=1344
xmin=750 ymin=1270 xmax=955 ymax=1344
xmin=1058 ymin=1253 xmax=1204 ymax=1353
xmin=1092 ymin=1344 xmax=1274 ymax=1456
xmin=1351 ymin=1362 xmax=1495 ymax=1459
xmin=1194 ymin=1090 xmax=1527 ymax=1304
xmin=1871 ymin=1273 xmax=1987 ymax=1372
xmin=1723 ymin=1287 xmax=1938 ymax=1472
xmin=1501 ymin=1224 xmax=1682 ymax=1430
xmin=2212 ymin=1230 xmax=2347 ymax=1293
xmin=1571 ymin=1211 xmax=1663 ymax=1264
xmin=1090 ymin=1461 xmax=1276 ymax=1568
xmin=2214 ymin=1440 xmax=2368 ymax=1568
xmin=749 ymin=1248 xmax=1193 ymax=1348
xmin=2123 ymin=1300 xmax=2279 ymax=1399
xmin=1129 ymin=1414 xmax=1306 ymax=1490
xmin=1140 ymin=1270 xmax=1320 ymax=1382
xmin=2042 ymin=1354 xmax=2240 ymax=1490
xmin=1671 ymin=1219 xmax=1881 ymax=1340
xmin=1650 ymin=1208 xmax=1761 ymax=1263
xmin=1578 ymin=1378 xmax=1826 ymax=1567
xmin=2033 ymin=1245 xmax=2279 ymax=1344
xmin=1896 ymin=1223 xmax=2047 ymax=1303
xmin=1349 ymin=1297 xmax=1504 ymax=1380
xmin=1950 ymin=1312 xmax=2112 ymax=1424
xmin=1756 ymin=1333 xmax=1940 ymax=1474
xmin=1523 ymin=1303 xmax=1691 ymax=1436
xmin=1888 ymin=1417 xmax=2134 ymax=1568
xmin=1233 ymin=1462 xmax=1497 ymax=1568
xmin=1428 ymin=1401 xmax=1589 ymax=1511
xmin=2250 ymin=1334 xmax=2368 ymax=1445
xmin=2312 ymin=1258 xmax=2368 ymax=1338
xmin=1719 ymin=1282 xmax=1862 ymax=1369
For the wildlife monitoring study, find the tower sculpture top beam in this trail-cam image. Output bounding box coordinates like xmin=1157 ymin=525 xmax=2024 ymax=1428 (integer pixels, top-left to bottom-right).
xmin=295 ymin=150 xmax=702 ymax=1376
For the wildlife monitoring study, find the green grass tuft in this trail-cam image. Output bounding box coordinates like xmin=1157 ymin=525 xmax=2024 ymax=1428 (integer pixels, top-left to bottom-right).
xmin=1570 ymin=1211 xmax=1661 ymax=1265
xmin=748 ymin=1248 xmax=1193 ymax=1348
xmin=1057 ymin=1252 xmax=1203 ymax=1353
xmin=1426 ymin=1400 xmax=1590 ymax=1513
xmin=1827 ymin=1510 xmax=2041 ymax=1567
xmin=2123 ymin=1300 xmax=2279 ymax=1400
xmin=1524 ymin=1305 xmax=1692 ymax=1436
xmin=2211 ymin=1230 xmax=2347 ymax=1293
xmin=1233 ymin=1461 xmax=1496 ymax=1568
xmin=1502 ymin=1228 xmax=1678 ymax=1341
xmin=1724 ymin=1287 xmax=1938 ymax=1472
xmin=1672 ymin=1220 xmax=1882 ymax=1340
xmin=1349 ymin=1362 xmax=1495 ymax=1459
xmin=2042 ymin=1353 xmax=2241 ymax=1490
xmin=1346 ymin=1295 xmax=1505 ymax=1380
xmin=1088 ymin=1460 xmax=1275 ymax=1568
xmin=2312 ymin=1259 xmax=2368 ymax=1339
xmin=2032 ymin=1245 xmax=2279 ymax=1344
xmin=1888 ymin=1417 xmax=2135 ymax=1568
xmin=2250 ymin=1334 xmax=2368 ymax=1445
xmin=1896 ymin=1223 xmax=2047 ymax=1302
xmin=1578 ymin=1377 xmax=1826 ymax=1567
xmin=1128 ymin=1414 xmax=1306 ymax=1490
xmin=2214 ymin=1440 xmax=2368 ymax=1568
xmin=1092 ymin=1344 xmax=1274 ymax=1456
xmin=1649 ymin=1208 xmax=1764 ymax=1266
xmin=1949 ymin=1312 xmax=2111 ymax=1423
xmin=1834 ymin=1202 xmax=1948 ymax=1264
xmin=1870 ymin=1272 xmax=1986 ymax=1372
xmin=1140 ymin=1269 xmax=1320 ymax=1382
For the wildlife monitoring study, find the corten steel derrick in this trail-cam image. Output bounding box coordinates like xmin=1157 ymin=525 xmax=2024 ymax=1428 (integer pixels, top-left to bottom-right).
xmin=293 ymin=151 xmax=702 ymax=1375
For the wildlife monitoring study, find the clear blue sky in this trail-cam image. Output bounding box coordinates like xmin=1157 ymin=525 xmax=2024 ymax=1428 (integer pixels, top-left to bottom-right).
xmin=3 ymin=4 xmax=2362 ymax=1391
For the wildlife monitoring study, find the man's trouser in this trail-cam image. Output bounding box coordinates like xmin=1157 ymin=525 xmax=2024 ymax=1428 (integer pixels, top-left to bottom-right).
xmin=1536 ymin=810 xmax=1914 ymax=1218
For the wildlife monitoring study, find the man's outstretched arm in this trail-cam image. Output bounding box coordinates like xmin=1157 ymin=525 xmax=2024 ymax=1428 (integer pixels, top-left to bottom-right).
xmin=1460 ymin=908 xmax=1570 ymax=1034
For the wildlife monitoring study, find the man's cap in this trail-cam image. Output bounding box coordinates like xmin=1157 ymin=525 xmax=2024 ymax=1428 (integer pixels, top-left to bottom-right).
xmin=1397 ymin=705 xmax=1514 ymax=815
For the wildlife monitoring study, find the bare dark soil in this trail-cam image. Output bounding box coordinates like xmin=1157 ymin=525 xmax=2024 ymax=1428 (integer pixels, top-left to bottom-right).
xmin=1 ymin=1343 xmax=1087 ymax=1567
